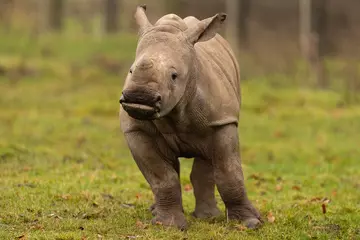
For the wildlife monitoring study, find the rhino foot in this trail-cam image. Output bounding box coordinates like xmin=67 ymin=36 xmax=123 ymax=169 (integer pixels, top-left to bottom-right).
xmin=227 ymin=202 xmax=263 ymax=229
xmin=150 ymin=209 xmax=187 ymax=230
xmin=192 ymin=205 xmax=221 ymax=219
xmin=149 ymin=203 xmax=185 ymax=217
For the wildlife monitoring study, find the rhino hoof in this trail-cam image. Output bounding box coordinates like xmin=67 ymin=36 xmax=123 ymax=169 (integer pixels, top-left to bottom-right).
xmin=192 ymin=207 xmax=221 ymax=219
xmin=151 ymin=212 xmax=188 ymax=231
xmin=227 ymin=203 xmax=263 ymax=229
xmin=243 ymin=218 xmax=262 ymax=229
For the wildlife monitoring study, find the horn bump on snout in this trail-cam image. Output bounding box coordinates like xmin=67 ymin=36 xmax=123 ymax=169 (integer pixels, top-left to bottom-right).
xmin=137 ymin=58 xmax=154 ymax=70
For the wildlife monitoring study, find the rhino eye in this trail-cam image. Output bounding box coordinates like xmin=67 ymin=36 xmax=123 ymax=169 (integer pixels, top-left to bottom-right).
xmin=129 ymin=69 xmax=133 ymax=74
xmin=171 ymin=73 xmax=177 ymax=81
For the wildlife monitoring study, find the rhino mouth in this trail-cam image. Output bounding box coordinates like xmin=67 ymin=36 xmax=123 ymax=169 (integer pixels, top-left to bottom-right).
xmin=121 ymin=102 xmax=160 ymax=120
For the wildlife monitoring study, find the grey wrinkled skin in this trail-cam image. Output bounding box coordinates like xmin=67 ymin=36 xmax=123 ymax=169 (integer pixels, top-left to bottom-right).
xmin=119 ymin=5 xmax=262 ymax=230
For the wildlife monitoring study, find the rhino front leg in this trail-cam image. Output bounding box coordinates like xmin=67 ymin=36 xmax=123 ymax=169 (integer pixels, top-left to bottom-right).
xmin=149 ymin=158 xmax=181 ymax=217
xmin=124 ymin=131 xmax=187 ymax=230
xmin=190 ymin=157 xmax=221 ymax=218
xmin=211 ymin=124 xmax=262 ymax=229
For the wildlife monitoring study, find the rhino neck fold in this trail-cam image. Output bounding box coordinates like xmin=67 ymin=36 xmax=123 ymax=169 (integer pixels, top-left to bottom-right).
xmin=173 ymin=61 xmax=198 ymax=112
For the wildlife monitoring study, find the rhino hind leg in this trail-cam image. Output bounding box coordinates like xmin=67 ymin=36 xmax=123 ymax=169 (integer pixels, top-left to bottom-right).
xmin=124 ymin=131 xmax=187 ymax=230
xmin=212 ymin=124 xmax=263 ymax=229
xmin=190 ymin=157 xmax=221 ymax=219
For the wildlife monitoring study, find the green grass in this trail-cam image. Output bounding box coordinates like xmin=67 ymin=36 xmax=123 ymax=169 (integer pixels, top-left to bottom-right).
xmin=0 ymin=31 xmax=360 ymax=240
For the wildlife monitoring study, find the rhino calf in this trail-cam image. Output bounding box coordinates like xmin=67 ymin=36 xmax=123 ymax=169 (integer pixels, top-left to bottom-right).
xmin=119 ymin=5 xmax=261 ymax=230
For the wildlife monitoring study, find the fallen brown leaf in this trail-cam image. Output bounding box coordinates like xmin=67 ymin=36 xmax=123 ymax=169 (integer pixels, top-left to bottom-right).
xmin=249 ymin=174 xmax=260 ymax=180
xmin=17 ymin=235 xmax=26 ymax=240
xmin=310 ymin=197 xmax=322 ymax=202
xmin=135 ymin=193 xmax=142 ymax=199
xmin=60 ymin=194 xmax=72 ymax=200
xmin=136 ymin=220 xmax=148 ymax=229
xmin=331 ymin=190 xmax=337 ymax=197
xmin=292 ymin=185 xmax=301 ymax=191
xmin=125 ymin=235 xmax=142 ymax=239
xmin=331 ymin=109 xmax=344 ymax=119
xmin=30 ymin=224 xmax=44 ymax=230
xmin=235 ymin=224 xmax=247 ymax=231
xmin=267 ymin=212 xmax=275 ymax=223
xmin=275 ymin=184 xmax=283 ymax=192
xmin=81 ymin=191 xmax=91 ymax=200
xmin=22 ymin=166 xmax=31 ymax=172
xmin=136 ymin=220 xmax=143 ymax=227
xmin=273 ymin=130 xmax=284 ymax=138
xmin=184 ymin=184 xmax=193 ymax=192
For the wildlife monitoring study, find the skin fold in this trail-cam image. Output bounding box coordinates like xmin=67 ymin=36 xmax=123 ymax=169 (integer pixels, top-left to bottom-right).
xmin=119 ymin=5 xmax=262 ymax=230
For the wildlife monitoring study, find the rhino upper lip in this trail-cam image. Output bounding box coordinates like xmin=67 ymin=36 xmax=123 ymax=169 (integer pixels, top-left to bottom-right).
xmin=119 ymin=94 xmax=161 ymax=115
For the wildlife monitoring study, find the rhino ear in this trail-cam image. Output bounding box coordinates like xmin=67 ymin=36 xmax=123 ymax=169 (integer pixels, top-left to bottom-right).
xmin=184 ymin=13 xmax=227 ymax=44
xmin=134 ymin=4 xmax=153 ymax=36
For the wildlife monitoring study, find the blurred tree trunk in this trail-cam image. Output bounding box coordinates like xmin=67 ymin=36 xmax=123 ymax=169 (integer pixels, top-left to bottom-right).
xmin=35 ymin=0 xmax=49 ymax=35
xmin=104 ymin=0 xmax=120 ymax=33
xmin=225 ymin=0 xmax=240 ymax=56
xmin=49 ymin=0 xmax=64 ymax=31
xmin=299 ymin=0 xmax=311 ymax=59
xmin=238 ymin=0 xmax=251 ymax=48
xmin=225 ymin=0 xmax=251 ymax=53
xmin=0 ymin=0 xmax=14 ymax=31
xmin=312 ymin=0 xmax=328 ymax=57
xmin=312 ymin=0 xmax=328 ymax=88
xmin=299 ymin=0 xmax=328 ymax=88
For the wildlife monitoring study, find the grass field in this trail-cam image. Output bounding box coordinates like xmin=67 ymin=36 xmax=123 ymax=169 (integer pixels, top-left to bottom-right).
xmin=0 ymin=31 xmax=360 ymax=240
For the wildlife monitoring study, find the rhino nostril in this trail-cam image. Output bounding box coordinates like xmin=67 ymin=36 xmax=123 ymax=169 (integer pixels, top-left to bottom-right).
xmin=155 ymin=95 xmax=161 ymax=102
xmin=119 ymin=94 xmax=125 ymax=104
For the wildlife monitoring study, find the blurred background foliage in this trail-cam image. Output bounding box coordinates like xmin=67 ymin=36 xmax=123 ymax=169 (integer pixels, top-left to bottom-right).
xmin=0 ymin=0 xmax=359 ymax=101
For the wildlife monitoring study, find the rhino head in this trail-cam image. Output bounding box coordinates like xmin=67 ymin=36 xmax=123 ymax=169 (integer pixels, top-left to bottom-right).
xmin=120 ymin=5 xmax=227 ymax=120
